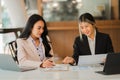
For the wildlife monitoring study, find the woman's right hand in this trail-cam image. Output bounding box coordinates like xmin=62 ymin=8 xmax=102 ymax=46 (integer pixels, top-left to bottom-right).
xmin=62 ymin=56 xmax=75 ymax=64
xmin=40 ymin=59 xmax=55 ymax=68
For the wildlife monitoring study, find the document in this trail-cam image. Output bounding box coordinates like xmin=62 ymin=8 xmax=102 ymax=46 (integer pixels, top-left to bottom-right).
xmin=40 ymin=64 xmax=69 ymax=71
xmin=78 ymin=54 xmax=107 ymax=66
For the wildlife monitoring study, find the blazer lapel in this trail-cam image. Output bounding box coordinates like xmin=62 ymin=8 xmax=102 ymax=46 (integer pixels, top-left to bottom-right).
xmin=41 ymin=43 xmax=45 ymax=58
xmin=95 ymin=32 xmax=100 ymax=54
xmin=26 ymin=37 xmax=40 ymax=59
xmin=83 ymin=36 xmax=91 ymax=55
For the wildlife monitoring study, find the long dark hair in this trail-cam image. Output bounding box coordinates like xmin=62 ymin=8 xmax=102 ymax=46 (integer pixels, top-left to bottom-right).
xmin=19 ymin=14 xmax=52 ymax=57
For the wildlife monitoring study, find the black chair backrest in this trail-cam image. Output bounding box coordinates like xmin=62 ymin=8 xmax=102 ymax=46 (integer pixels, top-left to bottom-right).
xmin=8 ymin=40 xmax=18 ymax=64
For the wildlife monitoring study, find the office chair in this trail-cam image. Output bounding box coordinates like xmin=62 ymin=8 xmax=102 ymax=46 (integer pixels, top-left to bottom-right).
xmin=8 ymin=40 xmax=19 ymax=64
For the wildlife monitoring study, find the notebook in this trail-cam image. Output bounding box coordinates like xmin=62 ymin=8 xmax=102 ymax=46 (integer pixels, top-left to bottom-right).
xmin=96 ymin=53 xmax=120 ymax=75
xmin=0 ymin=54 xmax=37 ymax=72
xmin=78 ymin=54 xmax=107 ymax=66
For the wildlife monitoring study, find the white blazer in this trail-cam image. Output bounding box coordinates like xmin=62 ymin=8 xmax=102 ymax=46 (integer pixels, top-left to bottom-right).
xmin=17 ymin=36 xmax=53 ymax=68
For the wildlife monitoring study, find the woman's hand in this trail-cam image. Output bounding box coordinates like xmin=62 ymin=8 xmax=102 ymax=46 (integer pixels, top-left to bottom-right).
xmin=62 ymin=56 xmax=75 ymax=64
xmin=40 ymin=59 xmax=55 ymax=68
xmin=102 ymin=57 xmax=106 ymax=63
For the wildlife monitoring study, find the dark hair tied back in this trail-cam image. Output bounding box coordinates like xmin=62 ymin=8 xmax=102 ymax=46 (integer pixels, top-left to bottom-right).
xmin=79 ymin=13 xmax=95 ymax=25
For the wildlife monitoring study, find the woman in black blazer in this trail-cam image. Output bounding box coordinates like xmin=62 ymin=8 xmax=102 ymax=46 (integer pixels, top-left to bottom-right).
xmin=63 ymin=13 xmax=114 ymax=65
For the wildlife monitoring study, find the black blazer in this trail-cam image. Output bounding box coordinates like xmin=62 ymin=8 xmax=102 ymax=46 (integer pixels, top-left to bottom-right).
xmin=72 ymin=31 xmax=114 ymax=64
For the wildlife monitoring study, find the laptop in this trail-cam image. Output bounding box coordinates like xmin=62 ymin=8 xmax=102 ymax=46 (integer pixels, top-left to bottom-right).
xmin=96 ymin=52 xmax=120 ymax=75
xmin=0 ymin=54 xmax=37 ymax=72
xmin=78 ymin=54 xmax=107 ymax=66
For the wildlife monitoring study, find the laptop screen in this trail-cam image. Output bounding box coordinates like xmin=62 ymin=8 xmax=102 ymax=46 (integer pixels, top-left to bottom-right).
xmin=103 ymin=53 xmax=120 ymax=75
xmin=0 ymin=54 xmax=37 ymax=72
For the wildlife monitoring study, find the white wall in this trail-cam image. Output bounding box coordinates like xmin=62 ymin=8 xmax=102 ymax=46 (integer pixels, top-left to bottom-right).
xmin=0 ymin=0 xmax=2 ymax=26
xmin=3 ymin=0 xmax=26 ymax=27
xmin=0 ymin=0 xmax=3 ymax=53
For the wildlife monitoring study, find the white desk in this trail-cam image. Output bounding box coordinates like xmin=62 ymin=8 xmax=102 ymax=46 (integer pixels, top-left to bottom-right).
xmin=0 ymin=64 xmax=120 ymax=80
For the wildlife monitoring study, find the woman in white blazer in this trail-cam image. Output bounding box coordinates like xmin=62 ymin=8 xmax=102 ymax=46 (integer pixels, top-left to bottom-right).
xmin=17 ymin=14 xmax=54 ymax=68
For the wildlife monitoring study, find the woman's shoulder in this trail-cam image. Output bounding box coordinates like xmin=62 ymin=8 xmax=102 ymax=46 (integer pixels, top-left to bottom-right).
xmin=16 ymin=38 xmax=27 ymax=43
xmin=75 ymin=34 xmax=86 ymax=40
xmin=97 ymin=31 xmax=110 ymax=39
xmin=97 ymin=31 xmax=110 ymax=37
xmin=75 ymin=36 xmax=80 ymax=40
